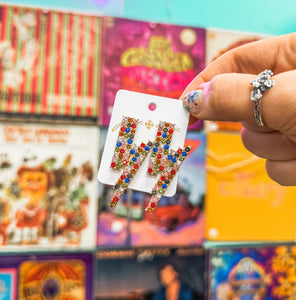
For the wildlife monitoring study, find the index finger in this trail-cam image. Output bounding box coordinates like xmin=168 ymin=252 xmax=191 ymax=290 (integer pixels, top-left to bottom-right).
xmin=181 ymin=32 xmax=296 ymax=98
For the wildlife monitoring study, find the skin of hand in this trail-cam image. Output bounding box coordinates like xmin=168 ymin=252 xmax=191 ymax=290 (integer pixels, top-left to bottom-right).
xmin=181 ymin=33 xmax=296 ymax=186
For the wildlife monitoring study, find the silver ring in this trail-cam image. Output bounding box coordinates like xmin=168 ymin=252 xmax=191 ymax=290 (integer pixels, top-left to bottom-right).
xmin=250 ymin=70 xmax=275 ymax=126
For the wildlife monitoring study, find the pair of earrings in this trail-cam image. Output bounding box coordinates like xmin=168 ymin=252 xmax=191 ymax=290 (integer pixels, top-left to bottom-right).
xmin=109 ymin=116 xmax=191 ymax=214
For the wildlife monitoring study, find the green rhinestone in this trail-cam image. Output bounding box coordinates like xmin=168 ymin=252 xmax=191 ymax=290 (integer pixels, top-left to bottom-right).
xmin=116 ymin=164 xmax=121 ymax=168
xmin=142 ymin=151 xmax=147 ymax=156
xmin=159 ymin=188 xmax=164 ymax=194
xmin=180 ymin=157 xmax=184 ymax=161
xmin=115 ymin=147 xmax=120 ymax=152
xmin=122 ymin=182 xmax=127 ymax=187
xmin=164 ymin=150 xmax=168 ymax=155
xmin=154 ymin=164 xmax=159 ymax=169
xmin=126 ymin=144 xmax=131 ymax=149
xmin=124 ymin=133 xmax=129 ymax=138
xmin=169 ymin=162 xmax=174 ymax=167
xmin=152 ymin=152 xmax=156 ymax=157
xmin=153 ymin=170 xmax=158 ymax=175
xmin=161 ymin=138 xmax=166 ymax=144
xmin=129 ymin=162 xmax=134 ymax=166
xmin=117 ymin=159 xmax=122 ymax=164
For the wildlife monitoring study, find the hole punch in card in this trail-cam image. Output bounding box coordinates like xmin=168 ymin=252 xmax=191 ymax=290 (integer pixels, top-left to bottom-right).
xmin=97 ymin=90 xmax=190 ymax=201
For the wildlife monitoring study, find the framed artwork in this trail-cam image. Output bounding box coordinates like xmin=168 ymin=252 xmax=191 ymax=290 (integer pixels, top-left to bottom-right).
xmin=0 ymin=268 xmax=17 ymax=300
xmin=206 ymin=132 xmax=296 ymax=241
xmin=0 ymin=5 xmax=101 ymax=121
xmin=0 ymin=253 xmax=93 ymax=299
xmin=95 ymin=247 xmax=205 ymax=299
xmin=208 ymin=244 xmax=296 ymax=300
xmin=99 ymin=16 xmax=205 ymax=130
xmin=0 ymin=122 xmax=98 ymax=250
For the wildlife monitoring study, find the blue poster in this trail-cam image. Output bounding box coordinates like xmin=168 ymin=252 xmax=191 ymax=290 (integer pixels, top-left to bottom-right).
xmin=0 ymin=272 xmax=15 ymax=300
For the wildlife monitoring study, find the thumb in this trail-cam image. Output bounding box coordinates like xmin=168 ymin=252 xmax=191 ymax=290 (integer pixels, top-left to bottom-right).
xmin=182 ymin=71 xmax=296 ymax=133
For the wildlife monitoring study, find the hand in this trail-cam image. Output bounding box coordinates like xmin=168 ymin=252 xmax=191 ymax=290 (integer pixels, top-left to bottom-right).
xmin=181 ymin=33 xmax=296 ymax=186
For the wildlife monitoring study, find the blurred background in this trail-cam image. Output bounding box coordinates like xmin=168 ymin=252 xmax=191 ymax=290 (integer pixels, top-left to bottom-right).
xmin=0 ymin=0 xmax=295 ymax=299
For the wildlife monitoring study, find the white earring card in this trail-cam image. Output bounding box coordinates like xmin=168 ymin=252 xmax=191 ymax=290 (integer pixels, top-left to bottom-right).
xmin=97 ymin=90 xmax=190 ymax=197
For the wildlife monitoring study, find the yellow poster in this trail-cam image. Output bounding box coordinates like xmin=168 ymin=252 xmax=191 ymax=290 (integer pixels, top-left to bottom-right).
xmin=206 ymin=132 xmax=296 ymax=241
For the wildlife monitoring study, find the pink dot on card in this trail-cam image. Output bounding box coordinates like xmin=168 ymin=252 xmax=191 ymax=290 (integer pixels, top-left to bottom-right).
xmin=148 ymin=102 xmax=157 ymax=111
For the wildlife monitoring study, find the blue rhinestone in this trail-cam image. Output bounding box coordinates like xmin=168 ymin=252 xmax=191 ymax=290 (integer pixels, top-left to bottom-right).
xmin=162 ymin=133 xmax=167 ymax=138
xmin=127 ymin=139 xmax=132 ymax=144
xmin=182 ymin=151 xmax=187 ymax=156
xmin=144 ymin=146 xmax=149 ymax=151
xmin=164 ymin=145 xmax=169 ymax=150
xmin=116 ymin=142 xmax=121 ymax=147
xmin=130 ymin=149 xmax=135 ymax=154
xmin=168 ymin=155 xmax=172 ymax=160
xmin=125 ymin=128 xmax=130 ymax=133
xmin=132 ymin=157 xmax=137 ymax=162
xmin=125 ymin=178 xmax=130 ymax=183
xmin=162 ymin=184 xmax=167 ymax=189
xmin=172 ymin=158 xmax=177 ymax=163
xmin=153 ymin=147 xmax=158 ymax=152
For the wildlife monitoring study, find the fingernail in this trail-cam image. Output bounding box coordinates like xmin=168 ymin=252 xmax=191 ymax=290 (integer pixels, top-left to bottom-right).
xmin=182 ymin=90 xmax=203 ymax=117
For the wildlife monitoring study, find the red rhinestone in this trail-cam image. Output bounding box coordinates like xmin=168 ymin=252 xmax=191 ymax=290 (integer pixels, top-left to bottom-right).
xmin=159 ymin=166 xmax=164 ymax=171
xmin=120 ymin=175 xmax=125 ymax=180
xmin=161 ymin=176 xmax=166 ymax=181
xmin=120 ymin=127 xmax=125 ymax=132
xmin=178 ymin=149 xmax=182 ymax=154
xmin=157 ymin=131 xmax=161 ymax=136
xmin=169 ymin=129 xmax=173 ymax=134
xmin=131 ymin=123 xmax=136 ymax=129
xmin=113 ymin=197 xmax=119 ymax=202
xmin=134 ymin=164 xmax=139 ymax=169
xmin=111 ymin=162 xmax=116 ymax=168
xmin=171 ymin=170 xmax=176 ymax=175
xmin=120 ymin=149 xmax=125 ymax=153
xmin=150 ymin=202 xmax=155 ymax=208
xmin=148 ymin=168 xmax=153 ymax=173
xmin=157 ymin=154 xmax=162 ymax=159
xmin=123 ymin=160 xmax=127 ymax=165
xmin=141 ymin=143 xmax=145 ymax=148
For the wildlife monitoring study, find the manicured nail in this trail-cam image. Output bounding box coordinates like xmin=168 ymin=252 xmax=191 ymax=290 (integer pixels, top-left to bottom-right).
xmin=182 ymin=90 xmax=203 ymax=117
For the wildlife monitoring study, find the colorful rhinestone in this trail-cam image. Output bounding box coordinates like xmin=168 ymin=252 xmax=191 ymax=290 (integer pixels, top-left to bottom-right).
xmin=145 ymin=145 xmax=192 ymax=214
xmin=109 ymin=141 xmax=153 ymax=208
xmin=147 ymin=121 xmax=175 ymax=175
xmin=110 ymin=116 xmax=138 ymax=170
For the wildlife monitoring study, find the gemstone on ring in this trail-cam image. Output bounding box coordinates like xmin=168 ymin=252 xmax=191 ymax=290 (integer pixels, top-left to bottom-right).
xmin=250 ymin=69 xmax=275 ymax=126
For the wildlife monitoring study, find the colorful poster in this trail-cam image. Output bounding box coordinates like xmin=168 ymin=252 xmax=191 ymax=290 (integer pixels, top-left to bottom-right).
xmin=206 ymin=132 xmax=296 ymax=241
xmin=208 ymin=245 xmax=296 ymax=300
xmin=95 ymin=247 xmax=205 ymax=299
xmin=97 ymin=131 xmax=205 ymax=247
xmin=0 ymin=253 xmax=93 ymax=300
xmin=0 ymin=122 xmax=98 ymax=250
xmin=99 ymin=17 xmax=205 ymax=130
xmin=0 ymin=6 xmax=101 ymax=120
xmin=19 ymin=259 xmax=86 ymax=299
xmin=0 ymin=269 xmax=17 ymax=300
xmin=205 ymin=28 xmax=267 ymax=132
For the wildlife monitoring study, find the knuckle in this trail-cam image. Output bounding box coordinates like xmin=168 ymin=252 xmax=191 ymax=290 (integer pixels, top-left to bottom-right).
xmin=209 ymin=74 xmax=241 ymax=120
xmin=265 ymin=72 xmax=296 ymax=130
